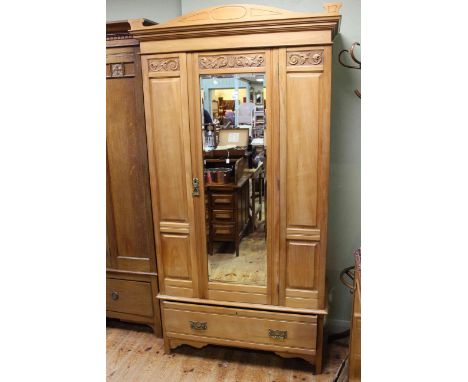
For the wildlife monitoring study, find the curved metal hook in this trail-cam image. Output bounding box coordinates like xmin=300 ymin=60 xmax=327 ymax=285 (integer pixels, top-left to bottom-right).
xmin=338 ymin=49 xmax=361 ymax=70
xmin=350 ymin=42 xmax=361 ymax=66
xmin=338 ymin=41 xmax=361 ymax=98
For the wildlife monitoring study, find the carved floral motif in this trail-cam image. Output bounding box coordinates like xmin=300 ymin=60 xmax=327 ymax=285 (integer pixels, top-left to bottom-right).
xmin=287 ymin=51 xmax=323 ymax=66
xmin=199 ymin=54 xmax=265 ymax=70
xmin=148 ymin=58 xmax=180 ymax=72
xmin=111 ymin=63 xmax=124 ymax=77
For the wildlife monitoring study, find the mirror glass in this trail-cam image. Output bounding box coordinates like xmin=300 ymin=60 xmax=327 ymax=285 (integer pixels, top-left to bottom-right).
xmin=200 ymin=73 xmax=267 ymax=286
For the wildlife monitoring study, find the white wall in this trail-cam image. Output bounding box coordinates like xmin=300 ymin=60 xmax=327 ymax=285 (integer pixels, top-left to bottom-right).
xmin=107 ymin=0 xmax=361 ymax=330
xmin=106 ymin=0 xmax=181 ymax=23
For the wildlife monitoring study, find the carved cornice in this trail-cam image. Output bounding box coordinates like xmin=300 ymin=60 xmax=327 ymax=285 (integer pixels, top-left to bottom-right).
xmin=129 ymin=4 xmax=341 ymax=42
xmin=148 ymin=58 xmax=180 ymax=72
xmin=287 ymin=50 xmax=323 ymax=66
xmin=199 ymin=54 xmax=265 ymax=70
xmin=106 ymin=32 xmax=131 ymax=41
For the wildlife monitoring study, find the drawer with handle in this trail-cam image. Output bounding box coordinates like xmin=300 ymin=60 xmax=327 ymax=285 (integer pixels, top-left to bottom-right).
xmin=211 ymin=193 xmax=235 ymax=209
xmin=212 ymin=209 xmax=234 ymax=221
xmin=106 ymin=278 xmax=153 ymax=317
xmin=162 ymin=302 xmax=317 ymax=351
xmin=212 ymin=223 xmax=235 ymax=237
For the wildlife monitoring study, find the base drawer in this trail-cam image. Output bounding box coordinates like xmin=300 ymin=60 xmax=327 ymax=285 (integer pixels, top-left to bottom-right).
xmin=162 ymin=302 xmax=317 ymax=351
xmin=106 ymin=278 xmax=153 ymax=317
xmin=212 ymin=223 xmax=235 ymax=237
xmin=211 ymin=193 xmax=235 ymax=209
xmin=212 ymin=209 xmax=234 ymax=221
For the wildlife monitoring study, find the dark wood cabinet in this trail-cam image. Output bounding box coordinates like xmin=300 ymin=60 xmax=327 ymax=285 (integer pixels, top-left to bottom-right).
xmin=207 ymin=178 xmax=250 ymax=257
xmin=106 ymin=20 xmax=161 ymax=336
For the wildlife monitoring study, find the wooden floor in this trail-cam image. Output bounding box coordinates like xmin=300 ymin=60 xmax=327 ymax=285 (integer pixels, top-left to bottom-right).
xmin=208 ymin=228 xmax=267 ymax=285
xmin=107 ymin=320 xmax=349 ymax=382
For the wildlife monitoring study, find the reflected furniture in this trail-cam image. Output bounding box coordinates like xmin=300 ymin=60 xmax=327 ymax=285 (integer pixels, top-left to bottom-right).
xmin=207 ymin=173 xmax=250 ymax=257
xmin=130 ymin=3 xmax=341 ymax=373
xmin=106 ymin=20 xmax=162 ymax=336
xmin=250 ymin=163 xmax=265 ymax=231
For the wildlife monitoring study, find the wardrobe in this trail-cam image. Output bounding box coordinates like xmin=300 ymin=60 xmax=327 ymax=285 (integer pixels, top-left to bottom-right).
xmin=106 ymin=20 xmax=162 ymax=336
xmin=130 ymin=3 xmax=341 ymax=373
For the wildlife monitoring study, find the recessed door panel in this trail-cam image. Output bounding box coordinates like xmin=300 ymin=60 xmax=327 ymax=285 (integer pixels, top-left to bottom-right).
xmin=286 ymin=73 xmax=319 ymax=228
xmin=286 ymin=241 xmax=317 ymax=290
xmin=150 ymin=77 xmax=189 ymax=222
xmin=161 ymin=233 xmax=191 ymax=279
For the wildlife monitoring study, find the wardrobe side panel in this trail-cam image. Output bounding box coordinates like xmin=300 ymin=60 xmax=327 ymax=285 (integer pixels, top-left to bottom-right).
xmin=106 ymin=45 xmax=156 ymax=273
xmin=279 ymin=47 xmax=331 ymax=310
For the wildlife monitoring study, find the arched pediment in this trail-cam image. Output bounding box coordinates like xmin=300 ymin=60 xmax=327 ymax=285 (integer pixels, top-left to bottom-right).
xmin=130 ymin=3 xmax=342 ymax=30
xmin=129 ymin=3 xmax=342 ymax=42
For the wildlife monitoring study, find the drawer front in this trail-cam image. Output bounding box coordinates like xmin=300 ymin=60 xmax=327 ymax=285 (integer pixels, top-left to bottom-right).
xmin=106 ymin=278 xmax=153 ymax=317
xmin=211 ymin=193 xmax=235 ymax=209
xmin=212 ymin=209 xmax=234 ymax=222
xmin=163 ymin=302 xmax=317 ymax=351
xmin=212 ymin=223 xmax=235 ymax=237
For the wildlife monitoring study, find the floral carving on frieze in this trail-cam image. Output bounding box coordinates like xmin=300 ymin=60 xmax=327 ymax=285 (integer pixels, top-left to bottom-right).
xmin=199 ymin=54 xmax=265 ymax=70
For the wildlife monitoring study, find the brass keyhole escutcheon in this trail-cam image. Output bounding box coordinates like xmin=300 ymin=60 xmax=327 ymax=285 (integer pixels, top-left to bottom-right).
xmin=192 ymin=177 xmax=200 ymax=196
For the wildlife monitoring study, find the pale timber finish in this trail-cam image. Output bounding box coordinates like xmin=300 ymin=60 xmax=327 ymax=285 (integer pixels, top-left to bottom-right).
xmin=106 ymin=322 xmax=349 ymax=382
xmin=132 ymin=3 xmax=341 ymax=374
xmin=106 ymin=21 xmax=162 ymax=337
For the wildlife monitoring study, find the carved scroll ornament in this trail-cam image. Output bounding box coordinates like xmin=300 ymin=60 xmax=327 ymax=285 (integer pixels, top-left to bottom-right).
xmin=199 ymin=54 xmax=265 ymax=70
xmin=148 ymin=58 xmax=180 ymax=72
xmin=111 ymin=63 xmax=124 ymax=77
xmin=287 ymin=51 xmax=323 ymax=66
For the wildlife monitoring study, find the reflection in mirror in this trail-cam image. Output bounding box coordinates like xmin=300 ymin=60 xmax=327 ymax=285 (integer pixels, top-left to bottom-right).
xmin=200 ymin=73 xmax=267 ymax=286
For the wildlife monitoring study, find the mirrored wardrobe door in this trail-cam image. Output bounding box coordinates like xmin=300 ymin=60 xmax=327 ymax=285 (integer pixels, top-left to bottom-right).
xmin=187 ymin=50 xmax=276 ymax=305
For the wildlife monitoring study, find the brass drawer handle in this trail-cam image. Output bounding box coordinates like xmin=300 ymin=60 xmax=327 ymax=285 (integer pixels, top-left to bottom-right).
xmin=269 ymin=329 xmax=287 ymax=340
xmin=189 ymin=320 xmax=207 ymax=330
xmin=111 ymin=291 xmax=119 ymax=301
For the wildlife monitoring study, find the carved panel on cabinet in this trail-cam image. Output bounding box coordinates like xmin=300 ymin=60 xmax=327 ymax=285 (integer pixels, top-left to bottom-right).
xmin=287 ymin=50 xmax=323 ymax=66
xmin=106 ymin=62 xmax=136 ymax=78
xmin=111 ymin=63 xmax=124 ymax=77
xmin=199 ymin=53 xmax=265 ymax=69
xmin=148 ymin=57 xmax=180 ymax=72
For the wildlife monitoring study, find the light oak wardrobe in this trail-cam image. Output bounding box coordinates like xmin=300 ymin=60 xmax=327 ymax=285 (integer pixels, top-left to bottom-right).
xmin=130 ymin=3 xmax=341 ymax=373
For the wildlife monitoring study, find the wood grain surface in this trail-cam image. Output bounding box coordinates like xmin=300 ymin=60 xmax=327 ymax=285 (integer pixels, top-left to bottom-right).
xmin=107 ymin=321 xmax=348 ymax=382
